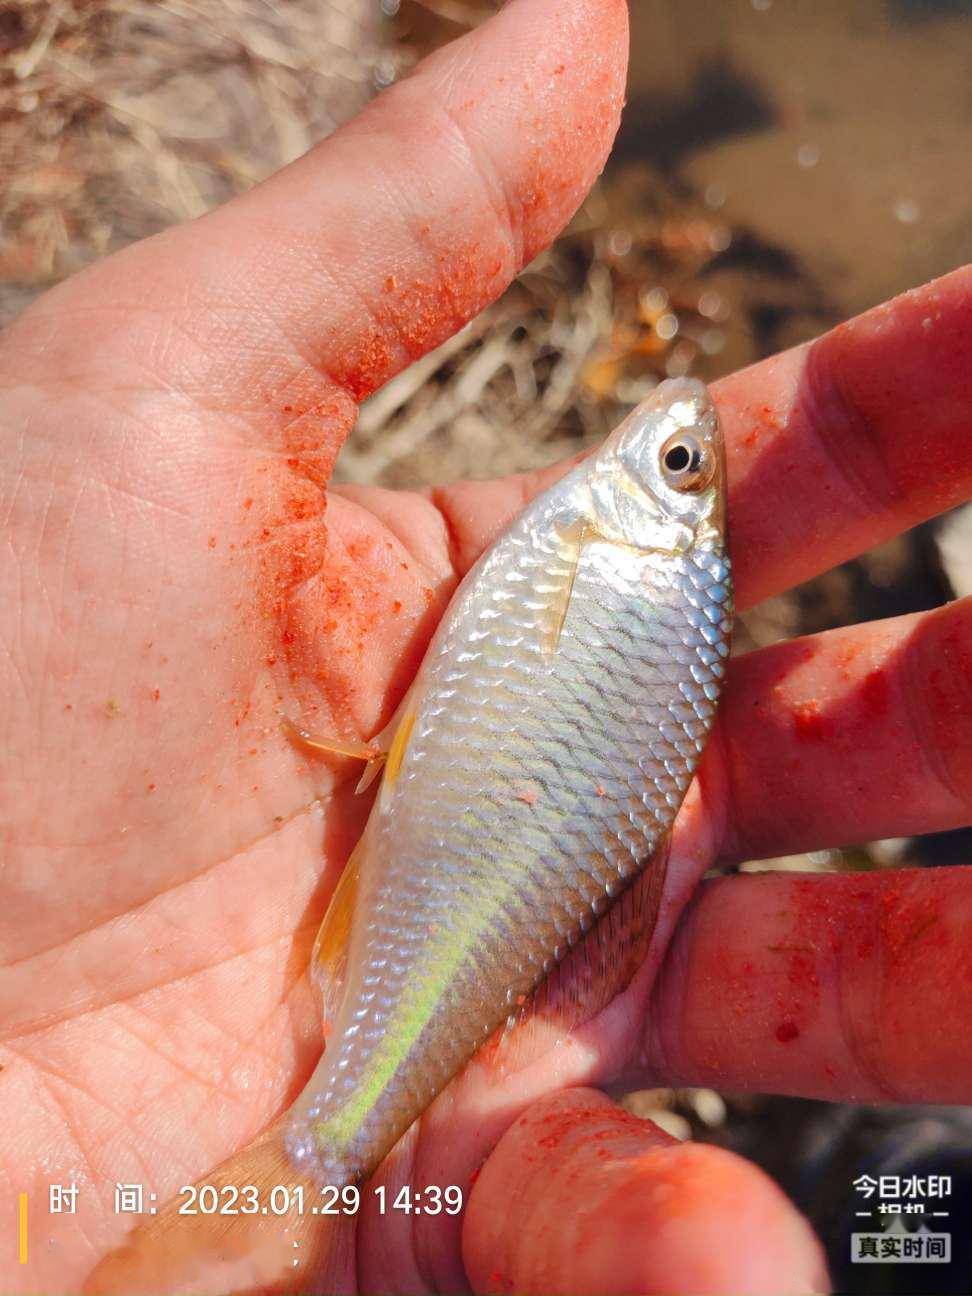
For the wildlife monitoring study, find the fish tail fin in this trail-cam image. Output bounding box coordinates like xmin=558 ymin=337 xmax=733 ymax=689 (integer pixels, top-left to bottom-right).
xmin=83 ymin=1121 xmax=354 ymax=1296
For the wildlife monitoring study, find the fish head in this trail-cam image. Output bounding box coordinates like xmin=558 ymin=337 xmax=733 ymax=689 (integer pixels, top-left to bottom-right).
xmin=588 ymin=377 xmax=725 ymax=553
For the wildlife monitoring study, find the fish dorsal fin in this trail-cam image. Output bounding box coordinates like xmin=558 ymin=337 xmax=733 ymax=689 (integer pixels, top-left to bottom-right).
xmin=491 ymin=833 xmax=671 ymax=1074
xmin=310 ymin=831 xmax=366 ymax=1028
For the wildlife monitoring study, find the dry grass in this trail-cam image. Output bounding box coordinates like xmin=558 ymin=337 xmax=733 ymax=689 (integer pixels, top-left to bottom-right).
xmin=0 ymin=0 xmax=384 ymax=325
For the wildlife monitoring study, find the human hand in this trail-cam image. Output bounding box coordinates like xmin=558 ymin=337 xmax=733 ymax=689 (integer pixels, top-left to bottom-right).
xmin=3 ymin=1 xmax=971 ymax=1292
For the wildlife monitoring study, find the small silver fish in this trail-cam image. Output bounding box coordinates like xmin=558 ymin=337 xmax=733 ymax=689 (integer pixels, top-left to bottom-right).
xmin=89 ymin=376 xmax=731 ymax=1292
xmin=286 ymin=374 xmax=732 ymax=1184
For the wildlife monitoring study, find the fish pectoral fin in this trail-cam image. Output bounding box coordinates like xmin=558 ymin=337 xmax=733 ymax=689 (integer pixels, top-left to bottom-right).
xmin=282 ymin=679 xmax=423 ymax=792
xmin=540 ymin=518 xmax=597 ymax=658
xmin=492 ymin=833 xmax=672 ymax=1073
xmin=281 ymin=713 xmax=380 ymax=763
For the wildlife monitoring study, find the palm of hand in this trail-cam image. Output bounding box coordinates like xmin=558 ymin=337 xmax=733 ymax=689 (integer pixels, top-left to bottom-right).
xmin=4 ymin=337 xmax=723 ymax=1289
xmin=5 ymin=3 xmax=972 ymax=1294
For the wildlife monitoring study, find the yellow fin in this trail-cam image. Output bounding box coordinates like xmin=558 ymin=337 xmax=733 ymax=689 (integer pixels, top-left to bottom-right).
xmin=354 ymin=756 xmax=385 ymax=795
xmin=285 ymin=680 xmax=425 ymax=793
xmin=383 ymin=708 xmax=416 ymax=790
xmin=310 ymin=832 xmax=365 ymax=1021
xmin=280 ymin=713 xmax=379 ymax=762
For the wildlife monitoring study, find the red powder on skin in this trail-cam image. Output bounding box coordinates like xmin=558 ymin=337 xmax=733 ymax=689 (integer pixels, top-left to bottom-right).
xmin=243 ymin=58 xmax=623 ymax=703
xmin=775 ymin=1019 xmax=800 ymax=1044
xmin=879 ymin=881 xmax=942 ymax=964
xmin=835 ymin=639 xmax=864 ymax=680
xmin=921 ymin=615 xmax=972 ymax=794
xmin=526 ymin=1101 xmax=648 ymax=1157
xmin=792 ymin=700 xmax=834 ymax=742
xmin=860 ymin=669 xmax=890 ymax=718
xmin=347 ymin=536 xmax=376 ymax=563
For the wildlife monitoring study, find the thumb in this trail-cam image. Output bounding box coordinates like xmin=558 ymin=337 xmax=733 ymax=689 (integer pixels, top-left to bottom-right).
xmin=4 ymin=0 xmax=629 ymax=484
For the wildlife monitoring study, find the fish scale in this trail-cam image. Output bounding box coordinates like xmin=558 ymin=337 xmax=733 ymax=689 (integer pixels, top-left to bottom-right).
xmin=285 ymin=377 xmax=732 ymax=1188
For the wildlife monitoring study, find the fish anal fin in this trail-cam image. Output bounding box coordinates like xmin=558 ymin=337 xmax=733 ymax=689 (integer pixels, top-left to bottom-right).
xmin=311 ymin=832 xmax=366 ymax=1022
xmin=491 ymin=834 xmax=672 ymax=1074
xmin=83 ymin=1122 xmax=355 ymax=1296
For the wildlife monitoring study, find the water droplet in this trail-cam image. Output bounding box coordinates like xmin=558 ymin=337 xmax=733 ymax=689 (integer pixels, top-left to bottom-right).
xmin=638 ymin=286 xmax=667 ymax=316
xmin=704 ymin=182 xmax=726 ymax=210
xmin=698 ymin=290 xmax=726 ymax=321
xmin=608 ymin=229 xmax=633 ymax=257
xmin=655 ymin=312 xmax=679 ymax=341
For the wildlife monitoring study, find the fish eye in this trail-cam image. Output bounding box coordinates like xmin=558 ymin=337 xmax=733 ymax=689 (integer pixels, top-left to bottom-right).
xmin=660 ymin=433 xmax=713 ymax=492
